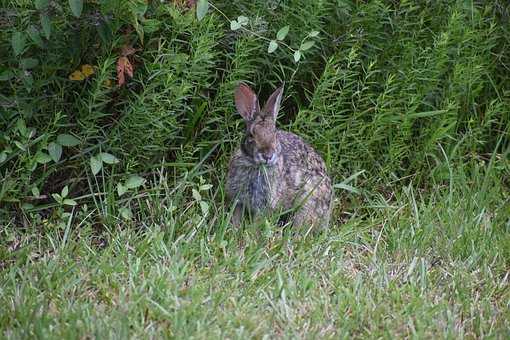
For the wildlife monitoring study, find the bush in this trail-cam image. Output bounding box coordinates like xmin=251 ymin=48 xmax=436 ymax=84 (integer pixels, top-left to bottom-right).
xmin=0 ymin=0 xmax=508 ymax=222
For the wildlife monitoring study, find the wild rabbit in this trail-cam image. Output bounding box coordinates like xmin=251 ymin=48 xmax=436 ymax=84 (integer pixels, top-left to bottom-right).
xmin=226 ymin=83 xmax=333 ymax=229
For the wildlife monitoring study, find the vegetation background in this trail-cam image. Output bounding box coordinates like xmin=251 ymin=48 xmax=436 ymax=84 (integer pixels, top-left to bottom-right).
xmin=0 ymin=0 xmax=509 ymax=338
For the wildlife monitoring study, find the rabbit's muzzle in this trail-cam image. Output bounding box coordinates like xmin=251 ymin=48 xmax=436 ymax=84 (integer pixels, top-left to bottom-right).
xmin=254 ymin=150 xmax=278 ymax=166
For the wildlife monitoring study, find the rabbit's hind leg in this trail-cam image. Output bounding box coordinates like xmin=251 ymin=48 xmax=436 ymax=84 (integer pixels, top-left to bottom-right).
xmin=291 ymin=200 xmax=322 ymax=232
xmin=291 ymin=193 xmax=331 ymax=232
xmin=231 ymin=204 xmax=243 ymax=227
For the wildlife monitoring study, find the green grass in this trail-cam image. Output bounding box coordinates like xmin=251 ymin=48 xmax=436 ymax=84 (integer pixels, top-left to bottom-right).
xmin=1 ymin=162 xmax=509 ymax=338
xmin=1 ymin=0 xmax=509 ymax=338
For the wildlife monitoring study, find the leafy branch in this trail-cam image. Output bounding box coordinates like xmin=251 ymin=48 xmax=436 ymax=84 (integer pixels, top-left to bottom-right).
xmin=196 ymin=0 xmax=319 ymax=62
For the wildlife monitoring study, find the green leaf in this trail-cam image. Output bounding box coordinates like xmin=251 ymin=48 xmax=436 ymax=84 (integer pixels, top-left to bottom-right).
xmin=293 ymin=50 xmax=301 ymax=62
xmin=196 ymin=0 xmax=209 ymax=21
xmin=300 ymin=40 xmax=315 ymax=51
xmin=117 ymin=183 xmax=127 ymax=197
xmin=35 ymin=0 xmax=49 ymax=10
xmin=268 ymin=40 xmax=278 ymax=53
xmin=99 ymin=152 xmax=119 ymax=164
xmin=142 ymin=18 xmax=161 ymax=34
xmin=14 ymin=141 xmax=26 ymax=151
xmin=31 ymin=186 xmax=40 ymax=198
xmin=309 ymin=30 xmax=319 ymax=37
xmin=125 ymin=175 xmax=145 ymax=189
xmin=0 ymin=70 xmax=14 ymax=81
xmin=333 ymin=170 xmax=365 ymax=194
xmin=48 ymin=142 xmax=62 ymax=162
xmin=230 ymin=20 xmax=241 ymax=31
xmin=276 ymin=25 xmax=289 ymax=41
xmin=0 ymin=152 xmax=7 ymax=163
xmin=97 ymin=19 xmax=113 ymax=45
xmin=133 ymin=19 xmax=144 ymax=45
xmin=69 ymin=0 xmax=83 ymax=17
xmin=119 ymin=207 xmax=133 ymax=220
xmin=27 ymin=128 xmax=36 ymax=139
xmin=61 ymin=185 xmax=69 ymax=198
xmin=199 ymin=184 xmax=213 ymax=191
xmin=63 ymin=198 xmax=77 ymax=206
xmin=16 ymin=119 xmax=27 ymax=136
xmin=22 ymin=73 xmax=34 ymax=93
xmin=237 ymin=16 xmax=249 ymax=25
xmin=21 ymin=203 xmax=34 ymax=210
xmin=12 ymin=31 xmax=26 ymax=56
xmin=199 ymin=201 xmax=209 ymax=215
xmin=41 ymin=14 xmax=52 ymax=39
xmin=27 ymin=26 xmax=44 ymax=48
xmin=20 ymin=58 xmax=39 ymax=69
xmin=90 ymin=156 xmax=102 ymax=175
xmin=333 ymin=183 xmax=360 ymax=194
xmin=57 ymin=134 xmax=80 ymax=147
xmin=35 ymin=151 xmax=51 ymax=164
xmin=130 ymin=0 xmax=147 ymax=17
xmin=52 ymin=193 xmax=62 ymax=203
xmin=192 ymin=188 xmax=201 ymax=201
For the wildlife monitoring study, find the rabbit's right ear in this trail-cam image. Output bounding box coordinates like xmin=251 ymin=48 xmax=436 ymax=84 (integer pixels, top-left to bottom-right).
xmin=235 ymin=84 xmax=259 ymax=121
xmin=262 ymin=85 xmax=284 ymax=121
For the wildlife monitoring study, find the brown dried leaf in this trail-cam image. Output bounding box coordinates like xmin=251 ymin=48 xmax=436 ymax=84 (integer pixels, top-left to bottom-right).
xmin=116 ymin=56 xmax=133 ymax=86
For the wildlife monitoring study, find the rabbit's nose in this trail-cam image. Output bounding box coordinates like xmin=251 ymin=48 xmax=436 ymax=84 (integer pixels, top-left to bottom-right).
xmin=263 ymin=153 xmax=273 ymax=162
xmin=264 ymin=153 xmax=277 ymax=165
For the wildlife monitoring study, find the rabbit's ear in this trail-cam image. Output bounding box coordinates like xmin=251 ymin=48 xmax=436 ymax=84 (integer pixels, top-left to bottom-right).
xmin=235 ymin=84 xmax=259 ymax=121
xmin=262 ymin=85 xmax=284 ymax=120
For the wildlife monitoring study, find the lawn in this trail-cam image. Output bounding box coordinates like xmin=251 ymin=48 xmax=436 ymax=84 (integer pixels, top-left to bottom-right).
xmin=1 ymin=0 xmax=509 ymax=338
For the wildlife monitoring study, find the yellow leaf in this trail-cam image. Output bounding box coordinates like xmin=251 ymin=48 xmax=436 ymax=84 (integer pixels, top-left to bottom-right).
xmin=80 ymin=64 xmax=95 ymax=77
xmin=69 ymin=70 xmax=85 ymax=81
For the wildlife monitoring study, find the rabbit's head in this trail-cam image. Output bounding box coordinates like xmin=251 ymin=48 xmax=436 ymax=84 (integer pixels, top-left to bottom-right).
xmin=234 ymin=84 xmax=284 ymax=166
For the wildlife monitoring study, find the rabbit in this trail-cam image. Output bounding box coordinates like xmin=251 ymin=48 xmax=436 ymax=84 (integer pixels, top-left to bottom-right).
xmin=226 ymin=83 xmax=333 ymax=230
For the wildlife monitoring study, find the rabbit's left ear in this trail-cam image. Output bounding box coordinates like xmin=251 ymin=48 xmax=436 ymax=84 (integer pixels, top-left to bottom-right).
xmin=262 ymin=85 xmax=284 ymax=121
xmin=235 ymin=84 xmax=259 ymax=121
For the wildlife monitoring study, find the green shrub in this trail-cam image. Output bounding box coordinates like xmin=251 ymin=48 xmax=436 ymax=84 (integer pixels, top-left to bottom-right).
xmin=0 ymin=0 xmax=508 ymax=222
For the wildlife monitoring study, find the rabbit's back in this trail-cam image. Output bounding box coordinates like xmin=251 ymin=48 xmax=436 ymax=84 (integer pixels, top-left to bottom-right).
xmin=278 ymin=131 xmax=328 ymax=182
xmin=277 ymin=131 xmax=332 ymax=223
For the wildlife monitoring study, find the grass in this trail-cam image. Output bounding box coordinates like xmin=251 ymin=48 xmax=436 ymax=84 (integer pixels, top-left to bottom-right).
xmin=1 ymin=161 xmax=509 ymax=338
xmin=1 ymin=0 xmax=509 ymax=338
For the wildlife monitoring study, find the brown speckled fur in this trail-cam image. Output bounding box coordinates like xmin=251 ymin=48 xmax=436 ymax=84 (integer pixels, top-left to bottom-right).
xmin=226 ymin=84 xmax=333 ymax=229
